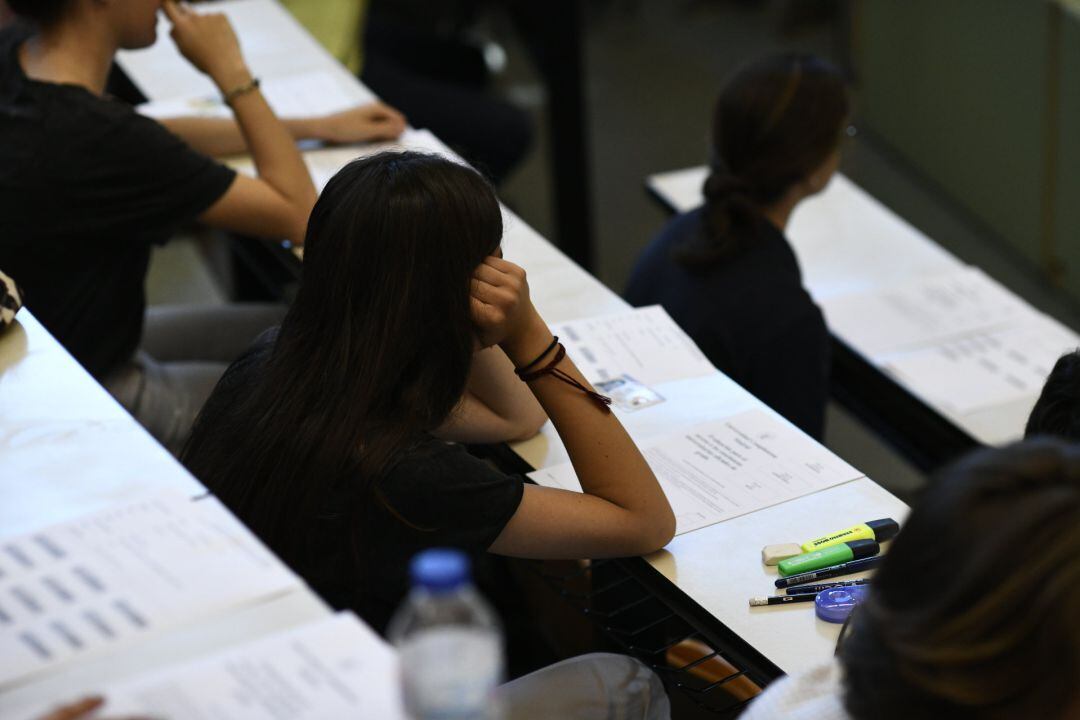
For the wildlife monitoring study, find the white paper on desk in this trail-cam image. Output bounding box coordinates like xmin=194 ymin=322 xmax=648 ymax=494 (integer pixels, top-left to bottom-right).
xmin=820 ymin=266 xmax=1030 ymax=357
xmin=12 ymin=612 xmax=403 ymax=720
xmin=881 ymin=315 xmax=1080 ymax=416
xmin=137 ymin=70 xmax=370 ymax=121
xmin=228 ymin=128 xmax=455 ymax=193
xmin=551 ymin=306 xmax=715 ymax=387
xmin=0 ymin=492 xmax=300 ymax=688
xmin=529 ymin=408 xmax=862 ymax=535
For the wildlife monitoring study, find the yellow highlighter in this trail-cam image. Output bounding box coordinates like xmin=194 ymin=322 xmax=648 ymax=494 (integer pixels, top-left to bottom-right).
xmin=801 ymin=518 xmax=900 ymax=553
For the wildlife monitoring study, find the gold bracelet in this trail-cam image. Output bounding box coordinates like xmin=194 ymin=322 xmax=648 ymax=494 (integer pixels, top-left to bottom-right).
xmin=222 ymin=76 xmax=261 ymax=105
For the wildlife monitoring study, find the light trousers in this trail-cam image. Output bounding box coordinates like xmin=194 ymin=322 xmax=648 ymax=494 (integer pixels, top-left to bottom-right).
xmin=102 ymin=304 xmax=285 ymax=456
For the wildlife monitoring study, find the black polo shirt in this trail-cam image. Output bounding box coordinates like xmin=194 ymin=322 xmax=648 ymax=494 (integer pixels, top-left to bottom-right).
xmin=0 ymin=24 xmax=236 ymax=378
xmin=626 ymin=207 xmax=830 ymax=439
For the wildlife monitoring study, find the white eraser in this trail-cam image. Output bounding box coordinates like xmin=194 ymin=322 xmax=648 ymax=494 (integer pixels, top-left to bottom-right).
xmin=762 ymin=543 xmax=802 ymax=565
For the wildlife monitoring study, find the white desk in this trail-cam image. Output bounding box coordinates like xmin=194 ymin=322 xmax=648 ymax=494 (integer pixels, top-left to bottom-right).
xmin=0 ymin=312 xmax=331 ymax=712
xmin=112 ymin=0 xmax=908 ymax=680
xmin=504 ymin=232 xmax=909 ymax=676
xmin=646 ymin=167 xmax=1080 ymax=448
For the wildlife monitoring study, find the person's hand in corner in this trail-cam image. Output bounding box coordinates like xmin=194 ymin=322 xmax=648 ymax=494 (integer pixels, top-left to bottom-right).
xmin=34 ymin=696 xmax=152 ymax=720
xmin=313 ymin=102 xmax=407 ymax=145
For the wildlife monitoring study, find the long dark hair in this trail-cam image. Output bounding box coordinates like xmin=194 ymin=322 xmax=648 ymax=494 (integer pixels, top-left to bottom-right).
xmin=182 ymin=152 xmax=503 ymax=565
xmin=678 ymin=53 xmax=850 ymax=267
xmin=838 ymin=439 xmax=1080 ymax=719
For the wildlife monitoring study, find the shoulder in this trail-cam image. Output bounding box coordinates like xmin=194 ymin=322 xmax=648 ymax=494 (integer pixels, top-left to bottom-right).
xmin=740 ymin=661 xmax=851 ymax=720
xmin=205 ymin=328 xmax=279 ymax=404
xmin=378 ymin=438 xmax=524 ymax=531
xmin=386 ymin=437 xmax=512 ymax=484
xmin=626 ymin=208 xmax=705 ymax=300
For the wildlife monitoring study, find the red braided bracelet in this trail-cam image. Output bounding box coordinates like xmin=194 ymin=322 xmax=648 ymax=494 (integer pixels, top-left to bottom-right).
xmin=515 ymin=343 xmax=612 ymax=412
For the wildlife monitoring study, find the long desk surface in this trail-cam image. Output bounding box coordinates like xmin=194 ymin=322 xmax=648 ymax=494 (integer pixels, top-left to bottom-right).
xmin=107 ymin=0 xmax=909 ymax=682
xmin=0 ymin=311 xmax=332 ymax=713
xmin=647 ymin=167 xmax=1080 ymax=457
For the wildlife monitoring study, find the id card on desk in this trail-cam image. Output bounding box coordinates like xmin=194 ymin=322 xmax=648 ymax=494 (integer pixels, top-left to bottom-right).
xmin=595 ymin=374 xmax=665 ymax=412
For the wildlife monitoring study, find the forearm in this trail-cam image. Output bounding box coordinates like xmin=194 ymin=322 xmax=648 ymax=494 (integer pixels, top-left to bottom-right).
xmin=467 ymin=346 xmax=546 ymax=435
xmin=215 ymin=70 xmax=316 ymax=211
xmin=158 ymin=115 xmax=321 ymax=158
xmin=502 ymin=318 xmax=672 ymax=521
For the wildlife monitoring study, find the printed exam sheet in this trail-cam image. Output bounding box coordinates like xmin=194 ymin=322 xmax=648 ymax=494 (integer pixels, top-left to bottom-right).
xmin=551 ymin=305 xmax=716 ymax=388
xmin=530 ymin=408 xmax=863 ymax=535
xmin=12 ymin=612 xmax=403 ymax=720
xmin=0 ymin=492 xmax=300 ymax=687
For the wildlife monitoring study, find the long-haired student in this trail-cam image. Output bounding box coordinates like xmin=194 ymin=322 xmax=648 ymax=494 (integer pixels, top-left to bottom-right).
xmin=0 ymin=0 xmax=402 ymax=453
xmin=742 ymin=438 xmax=1080 ymax=719
xmin=626 ymin=53 xmax=851 ymax=440
xmin=182 ymin=151 xmax=676 ymax=633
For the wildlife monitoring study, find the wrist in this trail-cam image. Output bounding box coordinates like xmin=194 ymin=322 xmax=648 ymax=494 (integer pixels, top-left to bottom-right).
xmin=500 ymin=314 xmax=555 ymax=368
xmin=210 ymin=63 xmax=253 ymax=93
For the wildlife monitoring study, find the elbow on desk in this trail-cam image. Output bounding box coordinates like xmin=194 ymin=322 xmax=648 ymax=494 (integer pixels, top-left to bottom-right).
xmin=507 ymin=408 xmax=549 ymax=442
xmin=630 ymin=508 xmax=677 ymax=556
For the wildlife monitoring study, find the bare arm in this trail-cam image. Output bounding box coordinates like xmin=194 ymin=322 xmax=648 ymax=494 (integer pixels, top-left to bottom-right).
xmin=163 ymin=1 xmax=315 ymax=244
xmin=434 ymin=345 xmax=547 ymax=444
xmin=470 ymin=257 xmax=676 ymax=559
xmin=157 ymin=103 xmax=407 ymax=158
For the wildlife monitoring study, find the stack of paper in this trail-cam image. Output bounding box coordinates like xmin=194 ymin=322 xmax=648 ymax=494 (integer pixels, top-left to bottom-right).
xmin=821 ymin=267 xmax=1080 ymax=440
xmin=0 ymin=492 xmax=301 ymax=688
xmin=10 ymin=612 xmax=403 ymax=720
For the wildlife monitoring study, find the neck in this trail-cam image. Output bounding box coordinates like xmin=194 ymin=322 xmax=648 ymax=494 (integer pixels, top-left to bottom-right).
xmin=18 ymin=15 xmax=117 ymax=95
xmin=760 ymin=191 xmax=802 ymax=233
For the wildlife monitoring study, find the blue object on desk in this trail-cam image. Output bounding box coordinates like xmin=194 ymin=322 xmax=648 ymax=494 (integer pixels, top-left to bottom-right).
xmin=815 ymin=585 xmax=869 ymax=623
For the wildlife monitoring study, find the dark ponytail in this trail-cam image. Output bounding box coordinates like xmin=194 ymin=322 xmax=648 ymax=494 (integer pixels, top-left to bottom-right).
xmin=677 ymin=53 xmax=850 ymax=267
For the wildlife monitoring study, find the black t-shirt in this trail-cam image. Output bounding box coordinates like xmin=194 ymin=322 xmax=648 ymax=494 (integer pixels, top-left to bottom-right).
xmin=625 ymin=208 xmax=830 ymax=439
xmin=0 ymin=24 xmax=236 ymax=378
xmin=188 ymin=332 xmax=526 ymax=633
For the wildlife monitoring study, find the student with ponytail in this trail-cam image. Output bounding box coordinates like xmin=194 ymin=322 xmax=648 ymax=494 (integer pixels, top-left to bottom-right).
xmin=626 ymin=54 xmax=851 ymax=439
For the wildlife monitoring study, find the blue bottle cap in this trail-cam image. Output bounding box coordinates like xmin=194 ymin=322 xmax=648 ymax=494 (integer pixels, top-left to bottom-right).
xmin=410 ymin=548 xmax=470 ymax=592
xmin=815 ymin=585 xmax=869 ymax=624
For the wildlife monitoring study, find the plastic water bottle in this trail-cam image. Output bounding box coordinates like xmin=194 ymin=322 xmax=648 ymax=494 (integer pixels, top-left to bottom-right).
xmin=388 ymin=548 xmax=504 ymax=720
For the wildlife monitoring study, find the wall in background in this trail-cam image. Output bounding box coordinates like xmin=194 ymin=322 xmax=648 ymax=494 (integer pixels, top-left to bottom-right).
xmin=854 ymin=0 xmax=1079 ymax=298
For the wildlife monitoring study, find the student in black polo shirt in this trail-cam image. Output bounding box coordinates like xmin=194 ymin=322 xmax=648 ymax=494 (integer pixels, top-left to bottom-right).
xmin=0 ymin=0 xmax=402 ymax=454
xmin=626 ymin=54 xmax=851 ymax=440
xmin=182 ymin=152 xmax=676 ymax=637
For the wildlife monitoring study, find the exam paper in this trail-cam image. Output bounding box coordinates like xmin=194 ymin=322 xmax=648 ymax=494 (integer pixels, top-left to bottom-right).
xmin=13 ymin=613 xmax=404 ymax=720
xmin=881 ymin=315 xmax=1080 ymax=417
xmin=0 ymin=492 xmax=300 ymax=687
xmin=137 ymin=70 xmax=371 ymax=121
xmin=119 ymin=0 xmax=345 ymax=103
xmin=552 ymin=306 xmax=716 ymax=387
xmin=529 ymin=409 xmax=863 ymax=535
xmin=228 ymin=128 xmax=454 ymax=193
xmin=820 ymin=267 xmax=1030 ymax=357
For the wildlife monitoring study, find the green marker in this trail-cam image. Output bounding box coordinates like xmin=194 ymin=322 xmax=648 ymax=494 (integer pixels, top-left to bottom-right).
xmin=777 ymin=539 xmax=880 ymax=577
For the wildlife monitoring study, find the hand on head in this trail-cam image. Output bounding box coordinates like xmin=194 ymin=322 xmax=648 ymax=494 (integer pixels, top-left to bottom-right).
xmin=470 ymin=256 xmax=542 ymax=351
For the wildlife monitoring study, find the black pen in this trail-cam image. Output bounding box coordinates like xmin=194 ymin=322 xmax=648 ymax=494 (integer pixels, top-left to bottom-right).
xmin=775 ymin=556 xmax=883 ymax=589
xmin=749 ymin=594 xmax=817 ymax=607
xmin=785 ymin=579 xmax=870 ymax=596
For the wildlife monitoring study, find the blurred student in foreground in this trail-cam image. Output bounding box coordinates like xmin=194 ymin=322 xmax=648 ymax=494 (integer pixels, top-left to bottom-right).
xmin=741 ymin=438 xmax=1080 ymax=719
xmin=1025 ymin=349 xmax=1080 ymax=441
